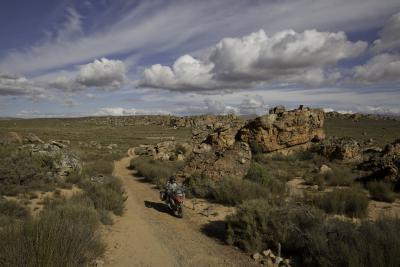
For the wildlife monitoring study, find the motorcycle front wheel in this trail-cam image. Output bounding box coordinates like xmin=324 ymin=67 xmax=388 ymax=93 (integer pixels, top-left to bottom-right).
xmin=175 ymin=205 xmax=183 ymax=218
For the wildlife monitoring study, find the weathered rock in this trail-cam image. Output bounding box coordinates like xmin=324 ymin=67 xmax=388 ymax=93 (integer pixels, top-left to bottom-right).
xmin=27 ymin=142 xmax=81 ymax=179
xmin=238 ymin=107 xmax=325 ymax=153
xmin=320 ymin=137 xmax=362 ymax=162
xmin=181 ymin=141 xmax=251 ymax=181
xmin=319 ymin=164 xmax=333 ymax=175
xmin=23 ymin=133 xmax=44 ymax=144
xmin=359 ymin=139 xmax=400 ymax=185
xmin=252 ymin=252 xmax=261 ymax=261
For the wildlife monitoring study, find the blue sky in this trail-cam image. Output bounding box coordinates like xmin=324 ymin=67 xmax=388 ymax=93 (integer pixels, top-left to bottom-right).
xmin=0 ymin=0 xmax=400 ymax=117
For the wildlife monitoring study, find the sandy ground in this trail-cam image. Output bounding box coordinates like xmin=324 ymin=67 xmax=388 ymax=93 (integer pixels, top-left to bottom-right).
xmin=102 ymin=148 xmax=257 ymax=267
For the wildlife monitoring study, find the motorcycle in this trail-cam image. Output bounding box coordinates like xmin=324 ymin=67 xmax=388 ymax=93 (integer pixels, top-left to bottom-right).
xmin=160 ymin=187 xmax=185 ymax=218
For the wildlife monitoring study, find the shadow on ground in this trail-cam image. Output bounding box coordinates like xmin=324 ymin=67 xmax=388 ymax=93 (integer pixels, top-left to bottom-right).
xmin=201 ymin=220 xmax=228 ymax=244
xmin=144 ymin=200 xmax=171 ymax=215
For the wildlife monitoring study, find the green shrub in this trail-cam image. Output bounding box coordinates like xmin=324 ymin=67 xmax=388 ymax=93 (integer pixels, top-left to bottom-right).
xmin=0 ymin=199 xmax=104 ymax=267
xmin=0 ymin=150 xmax=54 ymax=195
xmin=130 ymin=156 xmax=184 ymax=187
xmin=65 ymin=171 xmax=83 ymax=184
xmin=226 ymin=200 xmax=325 ymax=253
xmin=83 ymin=159 xmax=113 ymax=176
xmin=226 ymin=199 xmax=400 ymax=267
xmin=245 ymin=162 xmax=270 ymax=184
xmin=81 ymin=177 xmax=126 ymax=216
xmin=184 ymin=173 xmax=216 ymax=198
xmin=0 ymin=199 xmax=30 ymax=220
xmin=325 ymin=165 xmax=355 ymax=186
xmin=367 ymin=181 xmax=395 ymax=203
xmin=211 ymin=177 xmax=284 ymax=206
xmin=313 ymin=188 xmax=369 ymax=218
xmin=249 ymin=141 xmax=263 ymax=154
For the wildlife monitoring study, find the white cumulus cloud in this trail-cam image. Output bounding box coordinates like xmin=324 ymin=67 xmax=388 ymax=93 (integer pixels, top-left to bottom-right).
xmin=141 ymin=29 xmax=367 ymax=90
xmin=50 ymin=58 xmax=127 ymax=91
xmin=0 ymin=72 xmax=48 ymax=98
xmin=372 ymin=12 xmax=400 ymax=53
xmin=353 ymin=53 xmax=400 ymax=83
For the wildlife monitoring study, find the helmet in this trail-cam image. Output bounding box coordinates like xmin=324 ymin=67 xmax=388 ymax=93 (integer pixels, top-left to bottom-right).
xmin=169 ymin=176 xmax=176 ymax=183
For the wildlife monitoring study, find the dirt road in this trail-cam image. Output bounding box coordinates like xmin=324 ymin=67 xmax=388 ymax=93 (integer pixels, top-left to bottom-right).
xmin=103 ymin=149 xmax=256 ymax=267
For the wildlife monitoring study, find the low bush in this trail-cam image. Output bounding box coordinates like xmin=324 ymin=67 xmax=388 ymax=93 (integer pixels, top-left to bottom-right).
xmin=83 ymin=159 xmax=113 ymax=177
xmin=226 ymin=199 xmax=400 ymax=267
xmin=184 ymin=173 xmax=216 ymax=198
xmin=130 ymin=156 xmax=185 ymax=187
xmin=245 ymin=162 xmax=270 ymax=184
xmin=81 ymin=177 xmax=126 ymax=216
xmin=0 ymin=199 xmax=30 ymax=221
xmin=0 ymin=198 xmax=104 ymax=266
xmin=249 ymin=141 xmax=263 ymax=154
xmin=226 ymin=200 xmax=325 ymax=253
xmin=313 ymin=188 xmax=369 ymax=218
xmin=367 ymin=181 xmax=395 ymax=203
xmin=211 ymin=177 xmax=285 ymax=206
xmin=0 ymin=149 xmax=54 ymax=195
xmin=325 ymin=165 xmax=355 ymax=186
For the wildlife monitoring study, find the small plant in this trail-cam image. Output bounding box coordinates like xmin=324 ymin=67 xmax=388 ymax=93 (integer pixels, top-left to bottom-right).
xmin=249 ymin=141 xmax=263 ymax=154
xmin=211 ymin=177 xmax=284 ymax=206
xmin=130 ymin=156 xmax=185 ymax=187
xmin=0 ymin=198 xmax=105 ymax=266
xmin=81 ymin=176 xmax=126 ymax=216
xmin=0 ymin=199 xmax=30 ymax=220
xmin=367 ymin=181 xmax=395 ymax=203
xmin=313 ymin=187 xmax=369 ymax=218
xmin=184 ymin=173 xmax=215 ymax=198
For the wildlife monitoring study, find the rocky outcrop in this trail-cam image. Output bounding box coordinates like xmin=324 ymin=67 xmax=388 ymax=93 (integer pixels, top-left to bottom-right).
xmin=1 ymin=132 xmax=44 ymax=145
xmin=21 ymin=140 xmax=81 ymax=179
xmin=319 ymin=137 xmax=363 ymax=162
xmin=237 ymin=106 xmax=325 ymax=153
xmin=180 ymin=118 xmax=249 ymax=181
xmin=136 ymin=141 xmax=192 ymax=161
xmin=359 ymin=139 xmax=400 ymax=185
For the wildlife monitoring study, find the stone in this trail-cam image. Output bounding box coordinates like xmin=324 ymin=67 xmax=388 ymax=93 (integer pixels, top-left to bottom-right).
xmin=320 ymin=137 xmax=362 ymax=162
xmin=319 ymin=164 xmax=333 ymax=175
xmin=252 ymin=252 xmax=261 ymax=261
xmin=359 ymin=139 xmax=400 ymax=185
xmin=23 ymin=133 xmax=44 ymax=144
xmin=262 ymin=249 xmax=272 ymax=257
xmin=238 ymin=106 xmax=325 ymax=153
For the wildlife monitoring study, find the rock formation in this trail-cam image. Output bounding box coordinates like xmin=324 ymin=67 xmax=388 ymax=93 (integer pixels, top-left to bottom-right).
xmin=319 ymin=137 xmax=363 ymax=162
xmin=359 ymin=139 xmax=400 ymax=185
xmin=22 ymin=140 xmax=81 ymax=180
xmin=237 ymin=106 xmax=325 ymax=153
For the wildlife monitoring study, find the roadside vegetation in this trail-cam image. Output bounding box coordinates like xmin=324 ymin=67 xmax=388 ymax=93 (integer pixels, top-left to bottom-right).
xmin=226 ymin=199 xmax=400 ymax=267
xmin=130 ymin=156 xmax=186 ymax=187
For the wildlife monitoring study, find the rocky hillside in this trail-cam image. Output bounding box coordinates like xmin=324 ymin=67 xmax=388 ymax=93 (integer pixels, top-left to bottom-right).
xmin=179 ymin=106 xmax=325 ymax=181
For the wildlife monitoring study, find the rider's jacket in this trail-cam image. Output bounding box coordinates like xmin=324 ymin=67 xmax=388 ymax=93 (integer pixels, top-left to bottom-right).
xmin=166 ymin=181 xmax=178 ymax=194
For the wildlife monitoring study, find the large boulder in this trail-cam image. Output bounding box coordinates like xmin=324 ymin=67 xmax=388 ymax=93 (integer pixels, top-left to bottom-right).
xmin=320 ymin=137 xmax=362 ymax=162
xmin=237 ymin=106 xmax=325 ymax=153
xmin=26 ymin=141 xmax=81 ymax=179
xmin=181 ymin=141 xmax=252 ymax=181
xmin=359 ymin=139 xmax=400 ymax=185
xmin=180 ymin=118 xmax=249 ymax=181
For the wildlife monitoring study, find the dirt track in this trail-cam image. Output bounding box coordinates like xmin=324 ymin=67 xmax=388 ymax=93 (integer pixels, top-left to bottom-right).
xmin=103 ymin=149 xmax=255 ymax=267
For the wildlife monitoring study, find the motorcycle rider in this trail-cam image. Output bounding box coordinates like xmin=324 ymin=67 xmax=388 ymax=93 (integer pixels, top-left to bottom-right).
xmin=166 ymin=176 xmax=178 ymax=201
